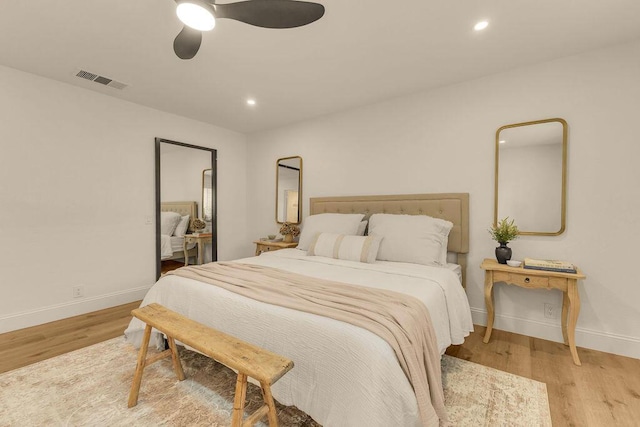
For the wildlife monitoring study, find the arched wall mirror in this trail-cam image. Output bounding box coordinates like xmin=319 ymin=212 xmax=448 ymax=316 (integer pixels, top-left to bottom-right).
xmin=155 ymin=138 xmax=217 ymax=279
xmin=494 ymin=118 xmax=567 ymax=236
xmin=276 ymin=156 xmax=302 ymax=224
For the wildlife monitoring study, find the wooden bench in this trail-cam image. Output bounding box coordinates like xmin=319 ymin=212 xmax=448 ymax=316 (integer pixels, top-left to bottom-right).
xmin=128 ymin=303 xmax=294 ymax=427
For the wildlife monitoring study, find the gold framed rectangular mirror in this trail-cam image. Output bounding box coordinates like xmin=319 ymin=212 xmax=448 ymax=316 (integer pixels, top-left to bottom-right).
xmin=202 ymin=169 xmax=213 ymax=221
xmin=494 ymin=118 xmax=567 ymax=236
xmin=276 ymin=156 xmax=302 ymax=224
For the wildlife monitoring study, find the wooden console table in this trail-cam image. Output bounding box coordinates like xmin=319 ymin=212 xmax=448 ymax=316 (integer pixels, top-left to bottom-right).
xmin=480 ymin=258 xmax=586 ymax=365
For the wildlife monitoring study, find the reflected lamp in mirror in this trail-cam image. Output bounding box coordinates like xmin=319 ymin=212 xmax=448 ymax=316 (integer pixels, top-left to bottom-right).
xmin=276 ymin=156 xmax=302 ymax=224
xmin=202 ymin=169 xmax=213 ymax=221
xmin=494 ymin=118 xmax=567 ymax=236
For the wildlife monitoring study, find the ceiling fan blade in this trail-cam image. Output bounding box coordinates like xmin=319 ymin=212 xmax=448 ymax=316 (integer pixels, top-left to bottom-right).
xmin=173 ymin=25 xmax=203 ymax=60
xmin=214 ymin=0 xmax=325 ymax=29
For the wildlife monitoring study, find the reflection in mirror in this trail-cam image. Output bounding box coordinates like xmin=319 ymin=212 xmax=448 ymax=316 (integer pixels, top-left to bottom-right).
xmin=202 ymin=169 xmax=212 ymax=221
xmin=155 ymin=138 xmax=217 ymax=279
xmin=495 ymin=118 xmax=567 ymax=235
xmin=276 ymin=156 xmax=302 ymax=224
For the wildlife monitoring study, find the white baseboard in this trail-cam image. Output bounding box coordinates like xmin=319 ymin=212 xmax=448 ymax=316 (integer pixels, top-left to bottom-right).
xmin=471 ymin=308 xmax=640 ymax=359
xmin=0 ymin=286 xmax=150 ymax=334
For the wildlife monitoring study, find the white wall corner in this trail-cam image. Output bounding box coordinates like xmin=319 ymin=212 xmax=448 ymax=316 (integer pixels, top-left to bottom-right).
xmin=470 ymin=307 xmax=640 ymax=360
xmin=0 ymin=287 xmax=149 ymax=334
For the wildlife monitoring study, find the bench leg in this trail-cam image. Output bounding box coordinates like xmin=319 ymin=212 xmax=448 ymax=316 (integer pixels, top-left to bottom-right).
xmin=166 ymin=336 xmax=185 ymax=381
xmin=231 ymin=373 xmax=248 ymax=427
xmin=128 ymin=324 xmax=152 ymax=408
xmin=260 ymin=382 xmax=279 ymax=427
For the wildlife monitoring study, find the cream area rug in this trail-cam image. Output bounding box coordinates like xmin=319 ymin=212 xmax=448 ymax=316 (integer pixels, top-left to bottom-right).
xmin=0 ymin=337 xmax=551 ymax=426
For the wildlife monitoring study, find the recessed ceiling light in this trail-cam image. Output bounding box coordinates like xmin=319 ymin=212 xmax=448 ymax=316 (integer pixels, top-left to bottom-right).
xmin=474 ymin=21 xmax=489 ymax=31
xmin=499 ymin=140 xmax=506 ymax=144
xmin=247 ymin=99 xmax=257 ymax=106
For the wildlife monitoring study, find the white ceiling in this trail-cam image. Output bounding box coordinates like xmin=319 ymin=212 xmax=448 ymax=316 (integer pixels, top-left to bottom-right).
xmin=1 ymin=1 xmax=640 ymax=133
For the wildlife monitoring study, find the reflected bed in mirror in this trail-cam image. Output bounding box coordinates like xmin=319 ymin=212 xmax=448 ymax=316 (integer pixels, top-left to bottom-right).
xmin=495 ymin=118 xmax=567 ymax=236
xmin=276 ymin=156 xmax=302 ymax=224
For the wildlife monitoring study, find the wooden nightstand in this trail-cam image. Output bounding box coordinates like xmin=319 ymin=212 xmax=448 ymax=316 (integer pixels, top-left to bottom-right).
xmin=254 ymin=240 xmax=298 ymax=256
xmin=183 ymin=233 xmax=212 ymax=266
xmin=480 ymin=258 xmax=586 ymax=365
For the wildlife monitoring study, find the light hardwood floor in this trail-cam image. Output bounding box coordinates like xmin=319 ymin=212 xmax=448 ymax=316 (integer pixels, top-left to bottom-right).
xmin=161 ymin=259 xmax=184 ymax=275
xmin=1 ymin=302 xmax=639 ymax=426
xmin=0 ymin=301 xmax=140 ymax=374
xmin=446 ymin=327 xmax=640 ymax=426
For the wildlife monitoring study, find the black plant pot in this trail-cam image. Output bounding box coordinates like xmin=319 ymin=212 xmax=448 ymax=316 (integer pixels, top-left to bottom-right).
xmin=495 ymin=243 xmax=512 ymax=264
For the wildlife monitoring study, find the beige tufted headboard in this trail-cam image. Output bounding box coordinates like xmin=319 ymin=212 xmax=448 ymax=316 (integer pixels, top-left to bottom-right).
xmin=161 ymin=201 xmax=198 ymax=232
xmin=310 ymin=193 xmax=469 ymax=287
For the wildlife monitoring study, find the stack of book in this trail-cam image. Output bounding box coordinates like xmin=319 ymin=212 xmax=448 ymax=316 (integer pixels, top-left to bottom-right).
xmin=523 ymin=258 xmax=577 ymax=274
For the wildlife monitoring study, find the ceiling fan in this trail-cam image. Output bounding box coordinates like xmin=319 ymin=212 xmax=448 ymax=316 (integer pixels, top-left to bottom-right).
xmin=172 ymin=0 xmax=325 ymax=60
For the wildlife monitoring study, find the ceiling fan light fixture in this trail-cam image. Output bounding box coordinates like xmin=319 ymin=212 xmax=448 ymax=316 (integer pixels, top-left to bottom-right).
xmin=177 ymin=1 xmax=216 ymax=31
xmin=474 ymin=20 xmax=489 ymax=31
xmin=170 ymin=0 xmax=325 ymax=59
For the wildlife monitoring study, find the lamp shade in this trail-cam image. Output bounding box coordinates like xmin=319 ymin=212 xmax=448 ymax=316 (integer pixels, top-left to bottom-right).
xmin=176 ymin=1 xmax=216 ymax=31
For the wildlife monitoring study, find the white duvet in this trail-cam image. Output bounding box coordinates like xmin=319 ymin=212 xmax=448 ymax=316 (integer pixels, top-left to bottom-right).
xmin=160 ymin=235 xmax=196 ymax=260
xmin=160 ymin=234 xmax=174 ymax=259
xmin=125 ymin=249 xmax=473 ymax=427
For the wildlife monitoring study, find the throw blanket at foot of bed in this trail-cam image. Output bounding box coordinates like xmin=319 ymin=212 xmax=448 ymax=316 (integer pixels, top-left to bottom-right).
xmin=167 ymin=262 xmax=446 ymax=427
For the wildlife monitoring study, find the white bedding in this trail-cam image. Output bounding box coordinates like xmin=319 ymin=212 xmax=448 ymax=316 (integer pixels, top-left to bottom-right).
xmin=160 ymin=235 xmax=196 ymax=260
xmin=125 ymin=249 xmax=473 ymax=426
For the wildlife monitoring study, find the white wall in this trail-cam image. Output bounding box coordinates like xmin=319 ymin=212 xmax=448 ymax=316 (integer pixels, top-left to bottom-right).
xmin=498 ymin=143 xmax=562 ymax=231
xmin=246 ymin=40 xmax=640 ymax=358
xmin=160 ymin=143 xmax=211 ymax=213
xmin=0 ymin=65 xmax=248 ymax=333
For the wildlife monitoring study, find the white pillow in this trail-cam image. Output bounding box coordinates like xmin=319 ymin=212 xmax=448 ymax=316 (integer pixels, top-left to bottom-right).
xmin=173 ymin=215 xmax=190 ymax=237
xmin=440 ymin=238 xmax=450 ymax=265
xmin=297 ymin=213 xmax=365 ymax=251
xmin=356 ymin=220 xmax=368 ymax=236
xmin=368 ymin=214 xmax=453 ymax=266
xmin=160 ymin=211 xmax=182 ymax=236
xmin=308 ymin=232 xmax=382 ymax=264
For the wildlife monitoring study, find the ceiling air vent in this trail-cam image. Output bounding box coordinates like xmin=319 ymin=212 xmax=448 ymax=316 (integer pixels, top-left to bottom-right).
xmin=74 ymin=69 xmax=128 ymax=90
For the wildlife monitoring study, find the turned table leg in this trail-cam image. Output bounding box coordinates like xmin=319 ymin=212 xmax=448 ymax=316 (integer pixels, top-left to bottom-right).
xmin=567 ymin=279 xmax=581 ymax=366
xmin=561 ymin=292 xmax=569 ymax=345
xmin=483 ymin=271 xmax=495 ymax=344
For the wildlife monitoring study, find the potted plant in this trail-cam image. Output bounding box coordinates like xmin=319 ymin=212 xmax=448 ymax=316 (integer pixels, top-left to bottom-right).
xmin=279 ymin=222 xmax=300 ymax=243
xmin=489 ymin=217 xmax=519 ymax=264
xmin=192 ymin=218 xmax=206 ymax=234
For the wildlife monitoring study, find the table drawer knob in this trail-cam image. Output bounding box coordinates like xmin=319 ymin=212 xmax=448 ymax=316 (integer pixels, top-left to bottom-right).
xmin=524 ymin=277 xmax=530 ymax=283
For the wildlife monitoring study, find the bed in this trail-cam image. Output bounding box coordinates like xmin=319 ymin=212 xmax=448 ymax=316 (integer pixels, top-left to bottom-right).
xmin=160 ymin=201 xmax=198 ymax=262
xmin=128 ymin=193 xmax=473 ymax=427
